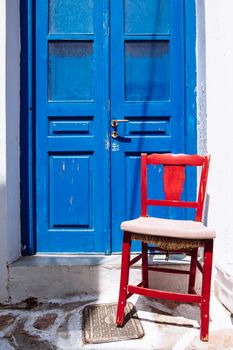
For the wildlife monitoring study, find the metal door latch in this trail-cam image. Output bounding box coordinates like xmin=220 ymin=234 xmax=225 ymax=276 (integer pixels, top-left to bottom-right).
xmin=111 ymin=119 xmax=129 ymax=128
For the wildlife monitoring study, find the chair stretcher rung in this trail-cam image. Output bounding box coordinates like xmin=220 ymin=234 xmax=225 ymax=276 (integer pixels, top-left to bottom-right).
xmin=127 ymin=285 xmax=201 ymax=304
xmin=147 ymin=199 xmax=197 ymax=208
xmin=127 ymin=281 xmax=143 ymax=299
xmin=129 ymin=254 xmax=143 ymax=266
xmin=148 ymin=247 xmax=193 ymax=254
xmin=148 ymin=266 xmax=190 ymax=275
xmin=195 ymin=259 xmax=203 ymax=273
xmin=189 ymin=286 xmax=197 ymax=295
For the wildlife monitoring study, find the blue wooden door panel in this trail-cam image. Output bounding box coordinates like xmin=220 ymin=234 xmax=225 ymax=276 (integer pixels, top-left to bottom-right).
xmin=110 ymin=0 xmax=185 ymax=252
xmin=49 ymin=156 xmax=91 ymax=227
xmin=125 ymin=40 xmax=170 ymax=101
xmin=36 ymin=0 xmax=110 ymax=253
xmin=125 ymin=0 xmax=170 ymax=35
xmin=49 ymin=0 xmax=94 ymax=34
xmin=35 ymin=0 xmax=189 ymax=253
xmin=48 ymin=41 xmax=94 ymax=101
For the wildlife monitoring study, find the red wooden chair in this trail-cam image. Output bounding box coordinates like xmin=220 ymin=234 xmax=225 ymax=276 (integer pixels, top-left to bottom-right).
xmin=116 ymin=153 xmax=215 ymax=341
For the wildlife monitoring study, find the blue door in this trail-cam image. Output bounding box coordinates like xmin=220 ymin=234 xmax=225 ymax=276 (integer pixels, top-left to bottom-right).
xmin=110 ymin=0 xmax=185 ymax=252
xmin=36 ymin=0 xmax=186 ymax=253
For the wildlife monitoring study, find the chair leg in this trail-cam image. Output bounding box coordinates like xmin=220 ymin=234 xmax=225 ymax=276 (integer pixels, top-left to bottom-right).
xmin=142 ymin=242 xmax=149 ymax=288
xmin=200 ymin=240 xmax=213 ymax=341
xmin=116 ymin=231 xmax=132 ymax=326
xmin=188 ymin=248 xmax=198 ymax=294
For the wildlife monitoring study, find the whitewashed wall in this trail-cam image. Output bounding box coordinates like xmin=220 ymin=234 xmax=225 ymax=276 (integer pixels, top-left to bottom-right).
xmin=0 ymin=0 xmax=20 ymax=301
xmin=6 ymin=0 xmax=21 ymax=263
xmin=0 ymin=0 xmax=8 ymax=302
xmin=205 ymin=0 xmax=233 ymax=270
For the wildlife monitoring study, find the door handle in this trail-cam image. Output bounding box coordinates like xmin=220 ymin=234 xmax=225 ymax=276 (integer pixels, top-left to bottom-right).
xmin=111 ymin=119 xmax=129 ymax=128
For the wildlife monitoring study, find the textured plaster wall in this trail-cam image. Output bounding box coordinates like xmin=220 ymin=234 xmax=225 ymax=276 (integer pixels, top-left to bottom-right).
xmin=0 ymin=0 xmax=8 ymax=302
xmin=196 ymin=0 xmax=207 ymax=156
xmin=0 ymin=0 xmax=21 ymax=302
xmin=205 ymin=0 xmax=233 ymax=269
xmin=6 ymin=0 xmax=21 ymax=262
xmin=6 ymin=0 xmax=21 ymax=263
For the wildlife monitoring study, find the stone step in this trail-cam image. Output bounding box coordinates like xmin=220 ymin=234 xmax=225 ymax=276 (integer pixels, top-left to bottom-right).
xmin=8 ymin=255 xmax=191 ymax=303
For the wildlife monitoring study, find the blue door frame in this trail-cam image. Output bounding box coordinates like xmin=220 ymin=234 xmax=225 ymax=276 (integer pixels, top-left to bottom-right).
xmin=20 ymin=0 xmax=197 ymax=255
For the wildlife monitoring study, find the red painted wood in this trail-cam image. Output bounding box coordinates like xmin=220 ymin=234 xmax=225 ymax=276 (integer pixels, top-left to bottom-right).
xmin=140 ymin=153 xmax=210 ymax=222
xmin=116 ymin=232 xmax=132 ymax=326
xmin=148 ymin=266 xmax=190 ymax=275
xmin=164 ymin=165 xmax=185 ymax=200
xmin=148 ymin=247 xmax=193 ymax=254
xmin=117 ymin=153 xmax=213 ymax=342
xmin=196 ymin=259 xmax=204 ymax=273
xmin=142 ymin=243 xmax=149 ymax=288
xmin=127 ymin=285 xmax=202 ymax=303
xmin=200 ymin=240 xmax=213 ymax=341
xmin=147 ymin=153 xmax=204 ymax=166
xmin=147 ymin=199 xmax=197 ymax=208
xmin=141 ymin=153 xmax=147 ymax=217
xmin=188 ymin=249 xmax=198 ymax=293
xmin=126 ymin=282 xmax=144 ymax=300
xmin=196 ymin=155 xmax=210 ymax=222
xmin=129 ymin=253 xmax=142 ymax=266
xmin=189 ymin=287 xmax=197 ymax=295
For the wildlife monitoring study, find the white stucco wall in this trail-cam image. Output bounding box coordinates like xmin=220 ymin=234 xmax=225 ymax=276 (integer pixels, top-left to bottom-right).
xmin=0 ymin=0 xmax=21 ymax=301
xmin=6 ymin=0 xmax=21 ymax=263
xmin=0 ymin=0 xmax=8 ymax=302
xmin=205 ymin=0 xmax=233 ymax=270
xmin=196 ymin=0 xmax=207 ymax=157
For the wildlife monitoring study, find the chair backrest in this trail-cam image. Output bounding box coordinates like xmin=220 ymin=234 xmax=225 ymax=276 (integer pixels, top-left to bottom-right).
xmin=141 ymin=153 xmax=210 ymax=222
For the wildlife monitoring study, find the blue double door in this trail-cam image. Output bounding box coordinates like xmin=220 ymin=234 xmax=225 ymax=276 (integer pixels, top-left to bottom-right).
xmin=36 ymin=0 xmax=185 ymax=253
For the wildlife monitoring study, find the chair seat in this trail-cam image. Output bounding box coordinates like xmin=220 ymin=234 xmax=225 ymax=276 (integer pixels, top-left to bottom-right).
xmin=121 ymin=217 xmax=216 ymax=240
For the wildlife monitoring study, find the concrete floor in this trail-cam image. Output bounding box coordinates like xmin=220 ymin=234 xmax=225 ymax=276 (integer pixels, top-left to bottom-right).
xmin=0 ymin=293 xmax=233 ymax=350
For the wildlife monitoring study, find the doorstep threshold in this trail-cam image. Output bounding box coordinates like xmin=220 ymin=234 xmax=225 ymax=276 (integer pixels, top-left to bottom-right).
xmin=11 ymin=253 xmax=190 ymax=267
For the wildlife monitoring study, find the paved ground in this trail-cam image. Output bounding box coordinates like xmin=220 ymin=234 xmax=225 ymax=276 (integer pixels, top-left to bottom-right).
xmin=0 ymin=294 xmax=232 ymax=350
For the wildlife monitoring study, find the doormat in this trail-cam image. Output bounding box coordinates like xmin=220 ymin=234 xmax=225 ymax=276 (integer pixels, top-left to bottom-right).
xmin=82 ymin=302 xmax=144 ymax=344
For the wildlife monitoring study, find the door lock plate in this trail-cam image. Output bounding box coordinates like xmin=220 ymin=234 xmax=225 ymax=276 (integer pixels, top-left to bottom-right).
xmin=111 ymin=130 xmax=119 ymax=139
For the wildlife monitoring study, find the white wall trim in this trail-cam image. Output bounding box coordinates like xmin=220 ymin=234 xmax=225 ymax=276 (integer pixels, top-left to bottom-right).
xmin=6 ymin=0 xmax=21 ymax=264
xmin=0 ymin=0 xmax=9 ymax=302
xmin=196 ymin=0 xmax=207 ymax=156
